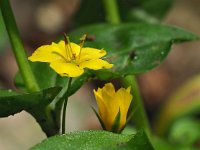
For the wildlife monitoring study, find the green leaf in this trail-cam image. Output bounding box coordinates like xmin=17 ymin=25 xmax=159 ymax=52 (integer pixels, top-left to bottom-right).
xmin=154 ymin=75 xmax=200 ymax=136
xmin=70 ymin=23 xmax=198 ymax=79
xmin=0 ymin=89 xmax=19 ymax=97
xmin=0 ymin=87 xmax=61 ymax=116
xmin=0 ymin=87 xmax=61 ymax=136
xmin=31 ymin=130 xmax=132 ymax=150
xmin=0 ymin=87 xmax=58 ymax=117
xmin=116 ymin=130 xmax=154 ymax=150
xmin=31 ymin=130 xmax=154 ymax=150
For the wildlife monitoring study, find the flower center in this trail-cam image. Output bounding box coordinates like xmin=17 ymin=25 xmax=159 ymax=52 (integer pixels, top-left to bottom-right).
xmin=63 ymin=33 xmax=87 ymax=64
xmin=64 ymin=33 xmax=76 ymax=63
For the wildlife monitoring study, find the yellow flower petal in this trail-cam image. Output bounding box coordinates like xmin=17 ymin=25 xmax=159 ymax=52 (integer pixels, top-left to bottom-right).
xmin=79 ymin=48 xmax=107 ymax=62
xmin=101 ymin=84 xmax=119 ymax=130
xmin=101 ymin=83 xmax=115 ymax=97
xmin=69 ymin=42 xmax=81 ymax=56
xmin=28 ymin=42 xmax=67 ymax=62
xmin=94 ymin=83 xmax=119 ymax=131
xmin=126 ymin=86 xmax=131 ymax=93
xmin=93 ymin=89 xmax=107 ymax=121
xmin=79 ymin=59 xmax=113 ymax=70
xmin=67 ymin=43 xmax=81 ymax=58
xmin=115 ymin=87 xmax=132 ymax=129
xmin=55 ymin=41 xmax=81 ymax=60
xmin=94 ymin=88 xmax=115 ymax=131
xmin=50 ymin=61 xmax=84 ymax=77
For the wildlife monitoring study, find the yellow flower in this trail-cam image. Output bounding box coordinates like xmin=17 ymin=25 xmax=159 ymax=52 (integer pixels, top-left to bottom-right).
xmin=93 ymin=83 xmax=132 ymax=133
xmin=28 ymin=34 xmax=113 ymax=77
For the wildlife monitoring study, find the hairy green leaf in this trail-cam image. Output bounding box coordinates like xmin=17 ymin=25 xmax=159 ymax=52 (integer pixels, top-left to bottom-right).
xmin=31 ymin=130 xmax=154 ymax=150
xmin=115 ymin=130 xmax=154 ymax=150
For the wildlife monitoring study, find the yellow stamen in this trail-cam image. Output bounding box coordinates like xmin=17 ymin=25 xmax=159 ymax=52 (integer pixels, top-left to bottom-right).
xmin=64 ymin=33 xmax=76 ymax=62
xmin=78 ymin=34 xmax=87 ymax=62
xmin=66 ymin=37 xmax=74 ymax=58
xmin=52 ymin=51 xmax=68 ymax=62
xmin=64 ymin=33 xmax=72 ymax=61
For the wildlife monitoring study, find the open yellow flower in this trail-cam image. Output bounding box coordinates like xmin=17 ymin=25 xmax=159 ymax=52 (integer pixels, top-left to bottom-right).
xmin=93 ymin=83 xmax=132 ymax=133
xmin=28 ymin=34 xmax=113 ymax=77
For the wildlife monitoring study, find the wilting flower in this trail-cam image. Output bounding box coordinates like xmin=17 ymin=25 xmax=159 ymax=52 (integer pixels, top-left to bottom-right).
xmin=28 ymin=34 xmax=113 ymax=77
xmin=93 ymin=83 xmax=132 ymax=133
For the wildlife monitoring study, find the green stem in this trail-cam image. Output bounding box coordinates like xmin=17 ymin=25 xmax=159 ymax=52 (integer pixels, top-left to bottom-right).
xmin=102 ymin=0 xmax=151 ymax=135
xmin=102 ymin=0 xmax=120 ymax=24
xmin=62 ymin=77 xmax=72 ymax=134
xmin=0 ymin=0 xmax=39 ymax=92
xmin=122 ymin=76 xmax=151 ymax=135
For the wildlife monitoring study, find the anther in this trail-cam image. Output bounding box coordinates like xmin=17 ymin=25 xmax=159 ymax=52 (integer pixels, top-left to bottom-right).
xmin=78 ymin=34 xmax=87 ymax=62
xmin=63 ymin=33 xmax=68 ymax=44
xmin=80 ymin=34 xmax=87 ymax=43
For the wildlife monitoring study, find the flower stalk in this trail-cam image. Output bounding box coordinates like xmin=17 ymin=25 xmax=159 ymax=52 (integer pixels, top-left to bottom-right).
xmin=102 ymin=0 xmax=120 ymax=24
xmin=0 ymin=0 xmax=39 ymax=92
xmin=122 ymin=76 xmax=151 ymax=135
xmin=62 ymin=77 xmax=72 ymax=134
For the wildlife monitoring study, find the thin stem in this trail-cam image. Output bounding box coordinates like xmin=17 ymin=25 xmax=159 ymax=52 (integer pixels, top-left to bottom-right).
xmin=0 ymin=0 xmax=39 ymax=92
xmin=102 ymin=0 xmax=120 ymax=24
xmin=102 ymin=0 xmax=151 ymax=135
xmin=62 ymin=77 xmax=72 ymax=134
xmin=122 ymin=76 xmax=151 ymax=135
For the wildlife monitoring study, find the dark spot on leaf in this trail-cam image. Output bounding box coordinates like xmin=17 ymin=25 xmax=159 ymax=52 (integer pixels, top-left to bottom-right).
xmin=116 ymin=142 xmax=125 ymax=146
xmin=129 ymin=51 xmax=136 ymax=60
